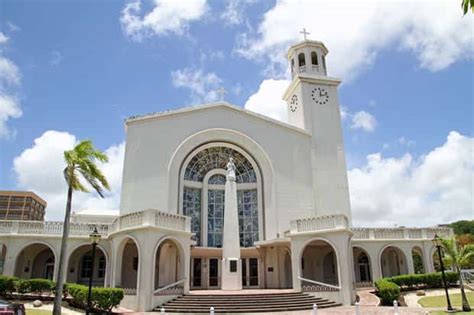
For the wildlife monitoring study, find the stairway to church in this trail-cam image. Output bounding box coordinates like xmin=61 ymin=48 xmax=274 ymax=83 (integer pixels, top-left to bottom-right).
xmin=156 ymin=291 xmax=342 ymax=313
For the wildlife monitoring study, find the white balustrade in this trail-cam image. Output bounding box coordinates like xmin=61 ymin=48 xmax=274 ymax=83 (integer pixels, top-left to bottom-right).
xmin=351 ymin=227 xmax=452 ymax=240
xmin=0 ymin=209 xmax=191 ymax=237
xmin=291 ymin=215 xmax=349 ymax=233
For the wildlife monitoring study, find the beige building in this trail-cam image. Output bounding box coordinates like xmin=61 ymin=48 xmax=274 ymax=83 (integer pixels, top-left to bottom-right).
xmin=0 ymin=191 xmax=46 ymax=221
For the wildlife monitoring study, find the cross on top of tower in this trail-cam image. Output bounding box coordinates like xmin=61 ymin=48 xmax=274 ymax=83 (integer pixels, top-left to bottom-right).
xmin=216 ymin=87 xmax=227 ymax=101
xmin=300 ymin=28 xmax=310 ymax=41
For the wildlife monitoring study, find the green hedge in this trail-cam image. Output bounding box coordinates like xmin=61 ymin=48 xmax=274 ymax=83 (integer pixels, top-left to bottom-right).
xmin=0 ymin=275 xmax=17 ymax=296
xmin=0 ymin=276 xmax=123 ymax=313
xmin=375 ymin=272 xmax=459 ymax=305
xmin=15 ymin=278 xmax=55 ymax=294
xmin=375 ymin=279 xmax=400 ymax=305
xmin=66 ymin=283 xmax=124 ymax=313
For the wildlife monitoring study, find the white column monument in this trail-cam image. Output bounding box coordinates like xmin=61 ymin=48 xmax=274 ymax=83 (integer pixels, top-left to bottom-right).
xmin=221 ymin=157 xmax=242 ymax=290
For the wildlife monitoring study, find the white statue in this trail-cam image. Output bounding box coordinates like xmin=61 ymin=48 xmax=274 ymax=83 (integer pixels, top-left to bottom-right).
xmin=226 ymin=157 xmax=236 ymax=180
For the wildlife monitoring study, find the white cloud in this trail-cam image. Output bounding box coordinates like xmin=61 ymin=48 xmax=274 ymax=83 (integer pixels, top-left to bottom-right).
xmin=236 ymin=0 xmax=473 ymax=80
xmin=220 ymin=0 xmax=256 ymax=26
xmin=0 ymin=32 xmax=8 ymax=44
xmin=0 ymin=52 xmax=22 ymax=139
xmin=171 ymin=67 xmax=223 ymax=104
xmin=340 ymin=106 xmax=348 ymax=121
xmin=120 ymin=0 xmax=208 ymax=41
xmin=13 ymin=130 xmax=125 ymax=220
xmin=49 ymin=50 xmax=63 ymax=66
xmin=348 ymin=131 xmax=474 ymax=227
xmin=0 ymin=57 xmax=21 ymax=87
xmin=0 ymin=94 xmax=22 ymax=139
xmin=351 ymin=111 xmax=377 ymax=132
xmin=244 ymin=79 xmax=290 ymax=121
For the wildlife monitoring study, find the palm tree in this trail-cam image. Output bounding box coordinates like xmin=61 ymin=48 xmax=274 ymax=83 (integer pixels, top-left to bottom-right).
xmin=439 ymin=236 xmax=474 ymax=312
xmin=52 ymin=140 xmax=110 ymax=315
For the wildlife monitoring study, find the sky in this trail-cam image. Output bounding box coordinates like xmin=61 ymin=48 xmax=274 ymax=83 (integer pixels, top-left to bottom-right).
xmin=0 ymin=0 xmax=472 ymax=227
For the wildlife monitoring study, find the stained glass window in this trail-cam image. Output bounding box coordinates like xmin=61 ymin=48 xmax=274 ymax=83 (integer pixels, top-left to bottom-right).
xmin=208 ymin=174 xmax=226 ymax=185
xmin=183 ymin=187 xmax=202 ymax=245
xmin=238 ymin=189 xmax=259 ymax=247
xmin=208 ymin=190 xmax=224 ymax=247
xmin=184 ymin=147 xmax=256 ymax=183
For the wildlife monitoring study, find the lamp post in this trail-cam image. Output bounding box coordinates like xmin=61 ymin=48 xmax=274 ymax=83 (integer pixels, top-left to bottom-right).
xmin=86 ymin=226 xmax=101 ymax=315
xmin=432 ymin=234 xmax=454 ymax=312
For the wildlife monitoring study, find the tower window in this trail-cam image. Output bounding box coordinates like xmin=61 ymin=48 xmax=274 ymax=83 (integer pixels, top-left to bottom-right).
xmin=298 ymin=53 xmax=306 ymax=67
xmin=311 ymin=52 xmax=318 ymax=65
xmin=322 ymin=55 xmax=327 ymax=70
xmin=291 ymin=59 xmax=295 ymax=74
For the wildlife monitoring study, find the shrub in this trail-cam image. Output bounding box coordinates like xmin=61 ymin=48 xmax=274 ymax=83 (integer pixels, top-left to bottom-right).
xmin=385 ymin=272 xmax=458 ymax=290
xmin=375 ymin=279 xmax=400 ymax=305
xmin=27 ymin=279 xmax=55 ymax=294
xmin=67 ymin=283 xmax=124 ymax=313
xmin=0 ymin=275 xmax=17 ymax=296
xmin=375 ymin=271 xmax=459 ymax=305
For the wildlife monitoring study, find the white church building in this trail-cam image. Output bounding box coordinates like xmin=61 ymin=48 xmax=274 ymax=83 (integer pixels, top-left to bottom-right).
xmin=0 ymin=39 xmax=452 ymax=312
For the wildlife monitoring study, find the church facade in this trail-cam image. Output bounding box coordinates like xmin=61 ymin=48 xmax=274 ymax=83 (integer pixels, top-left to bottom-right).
xmin=0 ymin=39 xmax=452 ymax=311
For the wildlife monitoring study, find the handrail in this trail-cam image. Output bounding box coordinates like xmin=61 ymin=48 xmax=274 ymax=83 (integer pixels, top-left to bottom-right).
xmin=153 ymin=278 xmax=186 ymax=295
xmin=298 ymin=275 xmax=341 ymax=290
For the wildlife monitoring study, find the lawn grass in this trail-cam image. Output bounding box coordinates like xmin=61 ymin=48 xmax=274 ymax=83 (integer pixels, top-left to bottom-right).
xmin=419 ymin=292 xmax=474 ymax=308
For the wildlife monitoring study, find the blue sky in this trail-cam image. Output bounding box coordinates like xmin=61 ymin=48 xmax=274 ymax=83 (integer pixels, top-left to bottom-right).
xmin=0 ymin=0 xmax=472 ymax=226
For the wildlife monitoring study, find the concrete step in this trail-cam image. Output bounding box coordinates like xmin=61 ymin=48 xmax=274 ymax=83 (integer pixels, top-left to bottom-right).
xmin=157 ymin=292 xmax=342 ymax=313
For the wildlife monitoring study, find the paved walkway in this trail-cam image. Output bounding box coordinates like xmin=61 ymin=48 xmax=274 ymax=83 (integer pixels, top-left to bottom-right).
xmin=357 ymin=289 xmax=380 ymax=306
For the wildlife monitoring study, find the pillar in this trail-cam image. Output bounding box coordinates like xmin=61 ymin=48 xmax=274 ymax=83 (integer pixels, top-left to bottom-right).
xmin=221 ymin=158 xmax=242 ymax=290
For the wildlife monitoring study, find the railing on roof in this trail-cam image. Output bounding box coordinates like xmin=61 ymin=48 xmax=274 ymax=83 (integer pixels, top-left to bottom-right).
xmin=351 ymin=227 xmax=453 ymax=240
xmin=0 ymin=209 xmax=191 ymax=237
xmin=290 ymin=214 xmax=349 ymax=233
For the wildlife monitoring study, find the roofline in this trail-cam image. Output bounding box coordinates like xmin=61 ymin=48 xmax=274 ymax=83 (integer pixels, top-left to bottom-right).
xmin=287 ymin=40 xmax=329 ymax=59
xmin=125 ymin=102 xmax=311 ymax=136
xmin=0 ymin=190 xmax=47 ymax=206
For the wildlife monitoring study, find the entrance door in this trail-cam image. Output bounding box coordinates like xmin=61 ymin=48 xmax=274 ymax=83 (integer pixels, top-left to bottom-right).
xmin=242 ymin=258 xmax=259 ymax=288
xmin=191 ymin=258 xmax=202 ymax=288
xmin=358 ymin=263 xmax=370 ymax=282
xmin=43 ymin=263 xmax=54 ymax=280
xmin=208 ymin=258 xmax=219 ymax=288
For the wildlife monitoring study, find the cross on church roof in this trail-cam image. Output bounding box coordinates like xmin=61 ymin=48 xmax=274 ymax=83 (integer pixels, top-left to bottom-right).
xmin=300 ymin=28 xmax=310 ymax=41
xmin=216 ymin=87 xmax=227 ymax=101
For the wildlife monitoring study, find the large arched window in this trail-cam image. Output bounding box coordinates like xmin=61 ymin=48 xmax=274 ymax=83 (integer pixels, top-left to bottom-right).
xmin=298 ymin=53 xmax=306 ymax=67
xmin=181 ymin=145 xmax=261 ymax=248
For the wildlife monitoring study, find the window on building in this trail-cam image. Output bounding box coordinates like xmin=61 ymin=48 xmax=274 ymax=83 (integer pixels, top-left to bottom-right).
xmin=80 ymin=254 xmax=92 ymax=278
xmin=311 ymin=52 xmax=318 ymax=65
xmin=182 ymin=146 xmax=261 ymax=248
xmin=98 ymin=255 xmax=106 ymax=278
xmin=298 ymin=53 xmax=306 ymax=67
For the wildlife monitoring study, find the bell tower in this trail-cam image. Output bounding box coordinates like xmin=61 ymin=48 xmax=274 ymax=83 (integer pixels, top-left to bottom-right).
xmin=283 ymin=32 xmax=352 ymax=223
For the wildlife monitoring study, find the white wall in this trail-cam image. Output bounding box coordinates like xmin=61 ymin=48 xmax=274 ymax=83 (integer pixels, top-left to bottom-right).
xmin=121 ymin=104 xmax=315 ymax=239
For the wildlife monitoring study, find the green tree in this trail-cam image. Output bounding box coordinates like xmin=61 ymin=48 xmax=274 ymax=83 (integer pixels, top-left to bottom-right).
xmin=439 ymin=236 xmax=474 ymax=312
xmin=53 ymin=140 xmax=110 ymax=315
xmin=449 ymin=220 xmax=474 ymax=235
xmin=462 ymin=0 xmax=473 ymax=15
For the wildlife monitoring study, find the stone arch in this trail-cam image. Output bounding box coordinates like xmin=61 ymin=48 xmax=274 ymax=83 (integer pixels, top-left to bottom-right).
xmin=411 ymin=246 xmax=425 ymax=274
xmin=153 ymin=236 xmax=186 ymax=290
xmin=167 ymin=128 xmax=275 ymax=213
xmin=379 ymin=245 xmax=408 ymax=278
xmin=116 ymin=236 xmax=140 ymax=291
xmin=14 ymin=241 xmax=56 ymax=280
xmin=352 ymin=246 xmax=372 ymax=284
xmin=299 ymin=237 xmax=340 ymax=286
xmin=66 ymin=243 xmax=109 ymax=286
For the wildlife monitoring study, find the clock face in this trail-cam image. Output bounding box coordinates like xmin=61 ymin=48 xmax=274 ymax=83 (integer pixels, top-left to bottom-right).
xmin=289 ymin=94 xmax=298 ymax=112
xmin=311 ymin=87 xmax=329 ymax=105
